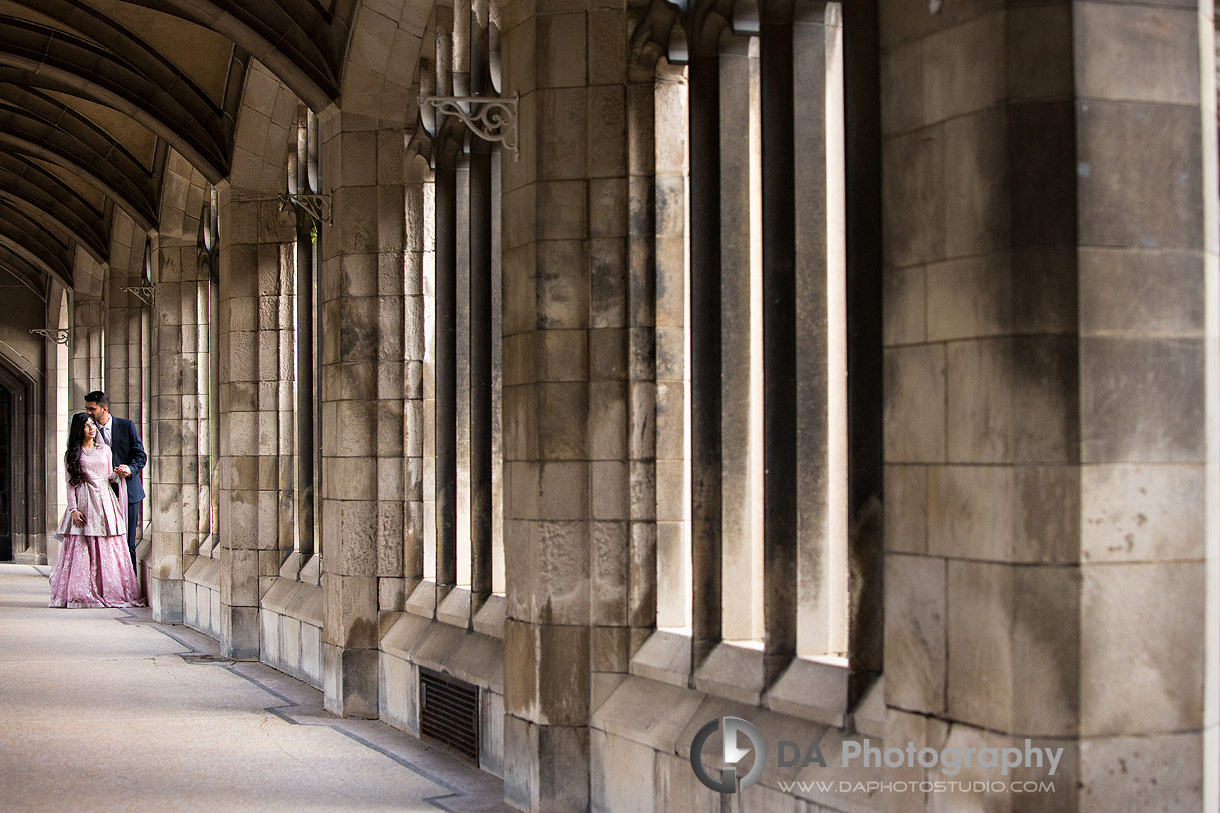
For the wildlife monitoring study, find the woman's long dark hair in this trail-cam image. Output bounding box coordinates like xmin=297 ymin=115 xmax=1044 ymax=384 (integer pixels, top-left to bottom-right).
xmin=65 ymin=412 xmax=94 ymax=487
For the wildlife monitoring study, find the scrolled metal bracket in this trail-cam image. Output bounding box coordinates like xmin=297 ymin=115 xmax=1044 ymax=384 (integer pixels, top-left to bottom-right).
xmin=279 ymin=192 xmax=333 ymax=225
xmin=421 ymin=93 xmax=520 ymax=160
xmin=30 ymin=328 xmax=71 ymax=345
xmin=120 ymin=285 xmax=155 ymax=305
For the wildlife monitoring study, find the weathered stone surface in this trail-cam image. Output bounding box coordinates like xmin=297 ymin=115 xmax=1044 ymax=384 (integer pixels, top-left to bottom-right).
xmin=1080 ymin=731 xmax=1202 ymax=812
xmin=1081 ymin=562 xmax=1205 ymax=736
xmin=885 ymin=554 xmax=945 ymax=716
xmin=884 ymin=345 xmax=945 ymax=463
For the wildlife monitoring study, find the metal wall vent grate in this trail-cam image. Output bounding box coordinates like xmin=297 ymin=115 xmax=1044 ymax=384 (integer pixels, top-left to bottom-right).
xmin=419 ymin=667 xmax=480 ymax=764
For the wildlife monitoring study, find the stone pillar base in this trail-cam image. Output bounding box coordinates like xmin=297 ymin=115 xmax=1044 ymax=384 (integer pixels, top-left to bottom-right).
xmin=221 ymin=604 xmax=259 ymax=659
xmin=504 ymin=717 xmax=590 ymax=812
xmin=323 ymin=643 xmax=378 ymax=718
xmin=149 ymin=576 xmax=183 ymax=624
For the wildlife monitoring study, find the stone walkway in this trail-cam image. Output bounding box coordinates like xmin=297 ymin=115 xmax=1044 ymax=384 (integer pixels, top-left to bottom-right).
xmin=0 ymin=563 xmax=512 ymax=812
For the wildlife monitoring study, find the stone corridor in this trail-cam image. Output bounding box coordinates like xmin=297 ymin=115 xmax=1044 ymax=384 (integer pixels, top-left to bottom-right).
xmin=0 ymin=0 xmax=1215 ymax=810
xmin=0 ymin=564 xmax=510 ymax=812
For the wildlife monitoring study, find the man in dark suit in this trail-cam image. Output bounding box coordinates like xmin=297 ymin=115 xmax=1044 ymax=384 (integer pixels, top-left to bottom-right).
xmin=84 ymin=390 xmax=147 ymax=573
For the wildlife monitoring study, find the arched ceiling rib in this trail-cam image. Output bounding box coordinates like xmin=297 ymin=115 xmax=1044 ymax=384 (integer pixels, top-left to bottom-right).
xmin=0 ymin=162 xmax=108 ymax=263
xmin=0 ymin=14 xmax=230 ymax=180
xmin=0 ymin=0 xmax=360 ymax=298
xmin=114 ymin=0 xmax=355 ymax=110
xmin=0 ymin=85 xmax=159 ymax=230
xmin=0 ymin=200 xmax=75 ymax=285
xmin=0 ymin=243 xmax=49 ymax=300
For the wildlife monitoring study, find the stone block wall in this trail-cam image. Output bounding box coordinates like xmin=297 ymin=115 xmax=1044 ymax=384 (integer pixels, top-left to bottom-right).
xmin=148 ymin=237 xmax=211 ymax=623
xmin=51 ymin=2 xmax=1218 ymax=811
xmin=879 ymin=0 xmax=1218 ymax=809
xmin=184 ymin=543 xmax=222 ymax=639
xmin=216 ymin=192 xmax=298 ymax=658
xmin=260 ymin=576 xmax=325 ymax=688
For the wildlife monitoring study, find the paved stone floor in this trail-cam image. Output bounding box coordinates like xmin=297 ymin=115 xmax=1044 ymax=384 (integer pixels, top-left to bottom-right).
xmin=0 ymin=563 xmax=512 ymax=812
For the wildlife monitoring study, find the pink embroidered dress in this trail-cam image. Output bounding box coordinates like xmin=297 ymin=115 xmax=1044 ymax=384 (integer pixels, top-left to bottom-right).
xmin=48 ymin=442 xmax=144 ymax=608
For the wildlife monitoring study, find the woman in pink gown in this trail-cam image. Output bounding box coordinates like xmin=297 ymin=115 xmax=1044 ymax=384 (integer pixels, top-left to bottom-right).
xmin=48 ymin=411 xmax=144 ymax=608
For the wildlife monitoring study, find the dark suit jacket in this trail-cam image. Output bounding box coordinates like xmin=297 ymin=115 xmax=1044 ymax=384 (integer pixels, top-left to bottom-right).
xmin=102 ymin=416 xmax=147 ymax=503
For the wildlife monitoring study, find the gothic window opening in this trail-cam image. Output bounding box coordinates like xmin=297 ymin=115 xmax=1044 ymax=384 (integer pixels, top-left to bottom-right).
xmin=635 ymin=0 xmax=854 ymax=689
xmin=199 ymin=187 xmax=220 ymax=547
xmin=285 ymin=107 xmax=322 ymax=560
xmin=410 ymin=1 xmax=506 ymax=618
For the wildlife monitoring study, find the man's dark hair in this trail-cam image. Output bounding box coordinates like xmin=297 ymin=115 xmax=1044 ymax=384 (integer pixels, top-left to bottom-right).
xmin=84 ymin=390 xmax=109 ymax=407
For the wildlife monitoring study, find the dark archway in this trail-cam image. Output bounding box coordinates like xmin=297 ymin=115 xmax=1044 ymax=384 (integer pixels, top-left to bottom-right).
xmin=0 ymin=353 xmax=40 ymax=563
xmin=0 ymin=385 xmax=10 ymax=560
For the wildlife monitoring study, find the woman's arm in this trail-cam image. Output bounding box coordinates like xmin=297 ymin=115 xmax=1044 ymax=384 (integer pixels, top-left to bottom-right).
xmin=65 ymin=468 xmax=77 ymax=512
xmin=64 ymin=465 xmax=84 ymax=526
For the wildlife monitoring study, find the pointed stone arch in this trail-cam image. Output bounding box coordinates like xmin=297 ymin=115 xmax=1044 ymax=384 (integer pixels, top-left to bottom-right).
xmin=0 ymin=13 xmax=231 ymax=180
xmin=116 ymin=0 xmax=357 ymax=112
xmin=0 ymin=201 xmax=75 ymax=290
xmin=0 ymin=154 xmax=108 ymax=264
xmin=0 ymin=85 xmax=160 ymax=230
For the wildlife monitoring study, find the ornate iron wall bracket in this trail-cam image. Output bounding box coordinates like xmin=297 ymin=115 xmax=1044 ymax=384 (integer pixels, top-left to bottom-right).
xmin=120 ymin=285 xmax=155 ymax=305
xmin=30 ymin=328 xmax=71 ymax=345
xmin=279 ymin=192 xmax=333 ymax=224
xmin=421 ymin=93 xmax=520 ymax=160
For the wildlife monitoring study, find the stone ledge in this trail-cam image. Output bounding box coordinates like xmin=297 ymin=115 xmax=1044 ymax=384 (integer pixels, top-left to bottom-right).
xmin=590 ymin=673 xmax=878 ymax=810
xmin=278 ymin=551 xmax=302 ymax=579
xmin=183 ymin=555 xmax=220 ymax=590
xmin=259 ymin=576 xmax=324 ymax=628
xmin=630 ymin=629 xmax=862 ymax=731
xmin=473 ymin=594 xmax=505 ymax=639
xmin=285 ymin=581 xmax=323 ymax=628
xmin=694 ymin=641 xmax=766 ymax=706
xmin=381 ymin=612 xmax=432 ymax=659
xmin=380 ymin=612 xmax=504 ymax=694
xmin=299 ymin=554 xmax=321 ymax=586
xmin=261 ymin=578 xmax=299 ymax=614
xmin=628 ymin=629 xmax=691 ymax=687
xmin=437 ymin=586 xmax=471 ymax=628
xmin=591 ymin=675 xmax=706 ymax=753
xmin=405 ymin=579 xmax=436 ymax=618
xmin=767 ymin=655 xmax=852 ymax=729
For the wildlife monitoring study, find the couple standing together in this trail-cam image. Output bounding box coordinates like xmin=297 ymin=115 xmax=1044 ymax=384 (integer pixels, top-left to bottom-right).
xmin=48 ymin=391 xmax=147 ymax=609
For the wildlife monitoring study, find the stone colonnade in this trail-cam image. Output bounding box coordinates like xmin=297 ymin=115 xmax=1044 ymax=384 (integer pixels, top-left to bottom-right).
xmin=497 ymin=2 xmax=638 ymax=806
xmin=50 ymin=1 xmax=1217 ymax=810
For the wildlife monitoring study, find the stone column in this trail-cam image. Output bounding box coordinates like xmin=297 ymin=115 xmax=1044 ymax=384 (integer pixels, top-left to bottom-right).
xmin=104 ymin=211 xmax=149 ymax=432
xmin=215 ymin=192 xmax=297 ymax=657
xmin=623 ymin=52 xmax=663 ymax=652
xmin=500 ymin=3 xmax=635 ymax=808
xmin=880 ymin=0 xmax=1218 ymax=807
xmin=1071 ymin=2 xmax=1217 ymax=807
xmin=318 ymin=115 xmax=407 ymax=717
xmin=41 ymin=280 xmax=69 ymax=566
xmin=718 ymin=35 xmax=763 ymax=645
xmin=404 ymin=161 xmax=428 ymax=589
xmin=148 ymin=239 xmax=210 ymax=622
xmin=105 ymin=211 xmax=151 ymax=557
xmin=651 ymin=70 xmax=689 ymax=633
xmin=68 ymin=259 xmax=105 ymax=407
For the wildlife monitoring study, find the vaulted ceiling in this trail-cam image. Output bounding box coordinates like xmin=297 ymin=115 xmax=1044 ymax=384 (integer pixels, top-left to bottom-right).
xmin=0 ymin=0 xmax=357 ymax=298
